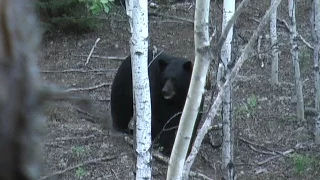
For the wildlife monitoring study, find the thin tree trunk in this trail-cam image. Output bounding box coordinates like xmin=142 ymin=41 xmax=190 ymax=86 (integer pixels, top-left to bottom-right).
xmin=127 ymin=0 xmax=152 ymax=178
xmin=270 ymin=0 xmax=279 ymax=85
xmin=0 ymin=0 xmax=44 ymax=179
xmin=288 ymin=0 xmax=305 ymax=122
xmin=167 ymin=0 xmax=211 ymax=179
xmin=221 ymin=0 xmax=235 ymax=180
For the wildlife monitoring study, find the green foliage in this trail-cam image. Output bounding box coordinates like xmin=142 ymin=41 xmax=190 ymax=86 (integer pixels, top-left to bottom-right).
xmin=247 ymin=94 xmax=257 ymax=110
xmin=72 ymin=146 xmax=86 ymax=156
xmin=291 ymin=153 xmax=314 ymax=174
xmin=36 ymin=0 xmax=106 ymax=33
xmin=236 ymin=94 xmax=258 ymax=116
xmin=75 ymin=167 xmax=86 ymax=179
xmin=80 ymin=0 xmax=115 ymax=15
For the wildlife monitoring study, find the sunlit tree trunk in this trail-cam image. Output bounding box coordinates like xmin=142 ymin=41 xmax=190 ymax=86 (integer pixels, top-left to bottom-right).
xmin=167 ymin=0 xmax=211 ymax=179
xmin=126 ymin=0 xmax=152 ymax=178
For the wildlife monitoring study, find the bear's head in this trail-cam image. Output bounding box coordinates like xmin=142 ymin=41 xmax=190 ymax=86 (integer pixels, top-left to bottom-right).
xmin=158 ymin=58 xmax=193 ymax=103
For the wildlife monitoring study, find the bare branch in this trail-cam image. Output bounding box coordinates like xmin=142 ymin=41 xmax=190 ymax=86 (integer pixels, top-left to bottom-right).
xmin=85 ymin=38 xmax=101 ymax=66
xmin=66 ymin=83 xmax=111 ymax=92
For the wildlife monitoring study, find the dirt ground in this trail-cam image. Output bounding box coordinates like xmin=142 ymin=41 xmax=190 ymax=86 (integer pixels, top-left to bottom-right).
xmin=38 ymin=1 xmax=320 ymax=180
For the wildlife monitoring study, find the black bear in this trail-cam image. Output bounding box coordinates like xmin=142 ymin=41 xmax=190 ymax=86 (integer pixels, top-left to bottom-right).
xmin=111 ymin=49 xmax=202 ymax=155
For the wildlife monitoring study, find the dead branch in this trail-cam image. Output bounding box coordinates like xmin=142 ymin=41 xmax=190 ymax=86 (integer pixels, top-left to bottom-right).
xmin=96 ymin=98 xmax=111 ymax=101
xmin=66 ymin=83 xmax=111 ymax=92
xmin=238 ymin=137 xmax=283 ymax=155
xmin=72 ymin=54 xmax=126 ymax=61
xmin=85 ymin=38 xmax=101 ymax=66
xmin=75 ymin=108 xmax=99 ymax=123
xmin=40 ymin=68 xmax=117 ymax=73
xmin=54 ymin=135 xmax=95 ymax=141
xmin=256 ymin=148 xmax=294 ymax=166
xmin=153 ymin=150 xmax=170 ymax=163
xmin=189 ymin=172 xmax=213 ymax=180
xmin=110 ymin=169 xmax=120 ymax=180
xmin=247 ymin=145 xmax=277 ymax=156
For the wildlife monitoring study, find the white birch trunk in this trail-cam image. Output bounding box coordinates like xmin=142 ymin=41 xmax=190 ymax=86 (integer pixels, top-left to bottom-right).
xmin=184 ymin=0 xmax=282 ymax=176
xmin=127 ymin=0 xmax=152 ymax=179
xmin=288 ymin=0 xmax=305 ymax=122
xmin=166 ymin=0 xmax=211 ymax=179
xmin=221 ymin=0 xmax=235 ymax=179
xmin=270 ymin=0 xmax=279 ymax=85
xmin=312 ymin=0 xmax=320 ymax=144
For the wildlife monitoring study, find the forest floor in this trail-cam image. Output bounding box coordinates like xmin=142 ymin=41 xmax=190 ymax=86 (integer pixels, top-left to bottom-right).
xmin=39 ymin=1 xmax=320 ymax=179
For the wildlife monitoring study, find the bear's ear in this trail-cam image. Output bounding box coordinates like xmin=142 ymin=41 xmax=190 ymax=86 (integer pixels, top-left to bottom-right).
xmin=158 ymin=59 xmax=169 ymax=71
xmin=183 ymin=61 xmax=193 ymax=72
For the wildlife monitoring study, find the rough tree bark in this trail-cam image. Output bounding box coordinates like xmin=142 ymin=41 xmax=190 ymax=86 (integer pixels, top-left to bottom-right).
xmin=125 ymin=0 xmax=152 ymax=179
xmin=270 ymin=0 xmax=279 ymax=85
xmin=288 ymin=0 xmax=305 ymax=122
xmin=0 ymin=0 xmax=45 ymax=179
xmin=166 ymin=0 xmax=211 ymax=179
xmin=184 ymin=0 xmax=282 ymax=177
xmin=221 ymin=0 xmax=236 ymax=179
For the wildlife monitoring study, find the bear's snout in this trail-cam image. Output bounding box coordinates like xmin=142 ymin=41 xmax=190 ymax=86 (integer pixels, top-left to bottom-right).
xmin=162 ymin=79 xmax=176 ymax=99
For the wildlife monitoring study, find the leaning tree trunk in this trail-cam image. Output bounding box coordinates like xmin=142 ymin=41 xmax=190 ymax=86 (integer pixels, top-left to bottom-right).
xmin=288 ymin=0 xmax=305 ymax=122
xmin=167 ymin=0 xmax=211 ymax=179
xmin=270 ymin=0 xmax=279 ymax=85
xmin=184 ymin=0 xmax=282 ymax=177
xmin=126 ymin=0 xmax=152 ymax=179
xmin=220 ymin=0 xmax=236 ymax=180
xmin=0 ymin=0 xmax=45 ymax=179
xmin=184 ymin=0 xmax=251 ymax=177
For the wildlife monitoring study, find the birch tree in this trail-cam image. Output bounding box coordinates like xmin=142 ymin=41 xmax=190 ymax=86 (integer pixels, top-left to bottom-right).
xmin=288 ymin=0 xmax=305 ymax=122
xmin=270 ymin=0 xmax=279 ymax=85
xmin=0 ymin=0 xmax=45 ymax=179
xmin=220 ymin=1 xmax=236 ymax=179
xmin=311 ymin=0 xmax=320 ymax=144
xmin=125 ymin=0 xmax=152 ymax=178
xmin=184 ymin=0 xmax=282 ymax=178
xmin=166 ymin=0 xmax=211 ymax=179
